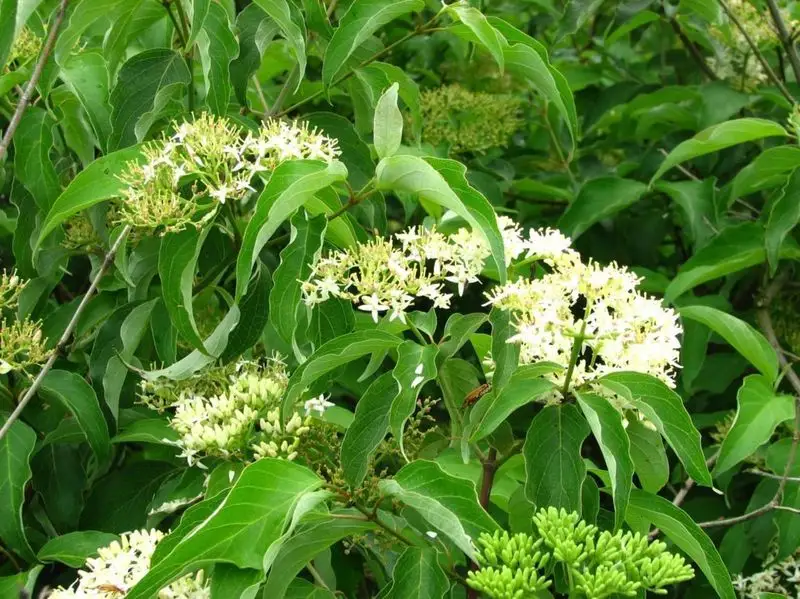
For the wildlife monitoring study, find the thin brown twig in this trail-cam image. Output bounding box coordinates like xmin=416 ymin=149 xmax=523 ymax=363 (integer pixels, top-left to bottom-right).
xmin=765 ymin=0 xmax=800 ymax=84
xmin=468 ymin=448 xmax=498 ymax=599
xmin=0 ymin=226 xmax=131 ymax=442
xmin=0 ymin=0 xmax=69 ymax=162
xmin=667 ymin=17 xmax=719 ymax=81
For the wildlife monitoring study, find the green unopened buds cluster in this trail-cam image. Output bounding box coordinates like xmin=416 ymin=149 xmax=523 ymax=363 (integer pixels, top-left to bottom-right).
xmin=5 ymin=26 xmax=41 ymax=68
xmin=0 ymin=271 xmax=48 ymax=375
xmin=468 ymin=507 xmax=694 ymax=599
xmin=0 ymin=269 xmax=24 ymax=311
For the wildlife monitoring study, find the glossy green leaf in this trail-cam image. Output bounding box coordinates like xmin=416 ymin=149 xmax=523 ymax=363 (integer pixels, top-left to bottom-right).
xmin=576 ymin=392 xmax=634 ymax=530
xmin=715 ymin=375 xmax=794 ymax=475
xmin=109 ymin=49 xmax=191 ymax=150
xmin=322 ymin=0 xmax=423 ymax=87
xmin=235 ymin=159 xmax=348 ymax=300
xmin=54 ymin=0 xmax=130 ymax=64
xmin=679 ymin=305 xmax=778 ymax=382
xmin=600 ymin=372 xmax=712 ymax=487
xmin=379 ymin=460 xmax=498 ymax=559
xmin=523 ymin=404 xmax=590 ymax=513
xmin=36 ymin=145 xmax=143 ymax=248
xmin=558 ymin=177 xmax=648 ymax=239
xmin=374 ymin=82 xmax=403 ymax=159
xmin=766 ymin=167 xmax=800 ymax=274
xmin=651 ymin=118 xmax=787 ymax=183
xmin=383 ymin=547 xmax=450 ymax=599
xmin=39 ymin=369 xmax=111 ymax=463
xmin=0 ymin=417 xmax=36 ymax=562
xmin=38 ymin=531 xmax=120 ymax=567
xmin=627 ymin=490 xmax=736 ymax=599
xmin=198 ymin=3 xmax=239 ymax=115
xmin=127 ymin=459 xmax=322 ymax=599
xmin=112 ymin=418 xmax=179 ymax=445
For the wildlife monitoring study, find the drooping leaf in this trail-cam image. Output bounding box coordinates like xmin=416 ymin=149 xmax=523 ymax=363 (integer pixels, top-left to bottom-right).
xmin=0 ymin=417 xmax=36 ymax=562
xmin=679 ymin=305 xmax=778 ymax=383
xmin=627 ymin=490 xmax=736 ymax=599
xmin=198 ymin=3 xmax=239 ymax=115
xmin=109 ymin=49 xmax=191 ymax=150
xmin=558 ymin=177 xmax=648 ymax=239
xmin=127 ymin=459 xmax=322 ymax=599
xmin=626 ymin=418 xmax=669 ymax=493
xmin=373 ymin=82 xmax=403 ymax=160
xmin=38 ymin=531 xmax=120 ymax=567
xmin=651 ymin=118 xmax=787 ymax=183
xmin=222 ymin=262 xmax=272 ymax=362
xmin=488 ymin=308 xmax=519 ymax=393
xmin=576 ymin=392 xmax=634 ymax=530
xmin=383 ymin=547 xmax=450 ymax=599
xmin=13 ymin=108 xmax=60 ymax=211
xmin=322 ymin=0 xmax=423 ymax=87
xmin=600 ymin=372 xmax=712 ymax=487
xmin=656 ymin=179 xmax=717 ymax=249
xmin=766 ymin=168 xmax=800 ymax=275
xmin=253 ymin=0 xmax=306 ymax=92
xmin=60 ymin=51 xmax=113 ymax=150
xmin=39 ymin=370 xmax=111 ymax=463
xmin=235 ymin=159 xmax=348 ymax=300
xmin=523 ymin=404 xmax=590 ymax=513
xmin=445 ymin=4 xmax=505 ymax=70
xmin=714 ymin=375 xmax=794 ymax=475
xmin=728 ymin=145 xmax=800 ymax=201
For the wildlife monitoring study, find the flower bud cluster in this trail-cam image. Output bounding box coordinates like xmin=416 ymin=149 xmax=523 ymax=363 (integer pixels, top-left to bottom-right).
xmin=0 ymin=318 xmax=48 ymax=375
xmin=419 ymin=84 xmax=522 ymax=153
xmin=302 ymin=216 xmax=571 ymax=323
xmin=6 ymin=27 xmax=41 ymax=68
xmin=62 ymin=212 xmax=102 ymax=250
xmin=486 ymin=248 xmax=681 ymax=399
xmin=0 ymin=269 xmax=24 ymax=311
xmin=733 ymin=551 xmax=800 ymax=597
xmin=468 ymin=507 xmax=694 ymax=599
xmin=117 ymin=114 xmax=340 ymax=234
xmin=46 ymin=529 xmax=210 ymax=598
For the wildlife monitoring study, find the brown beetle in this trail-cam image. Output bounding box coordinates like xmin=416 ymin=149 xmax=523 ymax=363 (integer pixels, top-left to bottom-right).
xmin=463 ymin=383 xmax=491 ymax=407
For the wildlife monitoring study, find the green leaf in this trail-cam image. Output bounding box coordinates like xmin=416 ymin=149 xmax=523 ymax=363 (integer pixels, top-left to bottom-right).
xmin=286 ymin=579 xmax=336 ymax=599
xmin=626 ymin=418 xmax=669 ymax=493
xmin=383 ymin=547 xmax=450 ymax=599
xmin=60 ymin=51 xmax=113 ymax=151
xmin=198 ymin=3 xmax=239 ymax=115
xmin=235 ymin=159 xmax=348 ymax=300
xmin=281 ymin=330 xmax=403 ymax=419
xmin=469 ymin=363 xmax=559 ymax=442
xmin=230 ymin=4 xmax=276 ymax=105
xmin=0 ymin=566 xmax=42 ymax=597
xmin=438 ymin=313 xmax=488 ymax=361
xmin=186 ymin=0 xmax=211 ymax=47
xmin=379 ymin=460 xmax=498 ymax=559
xmin=651 ymin=118 xmax=787 ymax=183
xmin=210 ymin=564 xmax=263 ymax=599
xmin=558 ymin=177 xmax=648 ymax=239
xmin=523 ymin=404 xmax=590 ymax=513
xmin=13 ymin=108 xmax=60 ymax=211
xmin=365 ymin=62 xmax=422 ymax=143
xmin=729 ymin=146 xmax=800 ymax=201
xmin=36 ymin=145 xmax=143 ymax=249
xmin=576 ymin=392 xmax=634 ymax=530
xmin=766 ymin=168 xmax=800 ymax=275
xmin=38 ymin=531 xmax=120 ymax=567
xmin=627 ymin=490 xmax=736 ymax=599
xmin=374 ymin=82 xmax=403 ymax=160
xmin=253 ymin=0 xmax=306 ymax=92
xmin=109 ymin=49 xmax=191 ymax=150
xmin=445 ymin=4 xmax=505 ymax=71
xmin=665 ymin=222 xmax=771 ymax=301
xmin=489 ymin=308 xmax=519 ymax=393
xmin=113 ymin=418 xmax=179 ymax=445
xmin=127 ymin=459 xmax=322 ymax=599
xmin=222 ymin=262 xmax=272 ymax=362
xmin=656 ymin=179 xmax=717 ymax=249
xmin=715 ymin=375 xmax=794 ymax=475
xmin=390 ymin=341 xmax=439 ymax=453
xmin=0 ymin=0 xmax=16 ymax=68
xmin=270 ymin=211 xmax=327 ymax=349
xmin=39 ymin=370 xmax=111 ymax=463
xmin=0 ymin=417 xmax=36 ymax=562
xmin=159 ymin=227 xmax=212 ymax=353
xmin=376 ymin=155 xmax=506 ymax=282
xmin=322 ymin=0 xmax=424 ymax=88
xmin=54 ymin=0 xmax=130 ymax=64
xmin=605 ymin=10 xmax=659 ymax=46
xmin=341 ymin=372 xmax=398 ymax=487
xmin=263 ymin=512 xmax=376 ymax=599
xmin=679 ymin=304 xmax=778 ymax=383
xmin=600 ymin=372 xmax=712 ymax=487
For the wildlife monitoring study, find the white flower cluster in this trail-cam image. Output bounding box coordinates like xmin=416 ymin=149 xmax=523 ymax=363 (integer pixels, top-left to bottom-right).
xmin=46 ymin=529 xmax=210 ymax=598
xmin=118 ymin=114 xmax=340 ymax=234
xmin=302 ymin=216 xmax=571 ymax=323
xmin=734 ymin=553 xmax=800 ymax=598
xmin=486 ymin=249 xmax=681 ymax=400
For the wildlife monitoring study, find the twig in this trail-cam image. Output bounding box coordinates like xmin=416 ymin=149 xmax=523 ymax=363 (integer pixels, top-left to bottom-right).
xmin=252 ymin=76 xmax=270 ymax=117
xmin=542 ymin=103 xmax=576 ymax=185
xmin=766 ymin=0 xmax=800 ymax=84
xmin=269 ymin=66 xmax=300 ymax=116
xmin=667 ymin=17 xmax=718 ymax=81
xmin=0 ymin=226 xmax=131 ymax=442
xmin=747 ymin=468 xmax=800 ymax=483
xmin=659 ymin=148 xmax=700 ymax=181
xmin=468 ymin=448 xmax=498 ymax=599
xmin=717 ymin=0 xmax=795 ymax=103
xmin=0 ymin=0 xmax=69 ymax=162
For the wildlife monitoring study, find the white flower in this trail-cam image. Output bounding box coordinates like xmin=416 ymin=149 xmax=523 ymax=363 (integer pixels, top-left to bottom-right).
xmin=304 ymin=393 xmax=335 ymax=416
xmin=358 ymin=293 xmax=390 ymax=322
xmin=209 ymin=184 xmax=230 ymax=204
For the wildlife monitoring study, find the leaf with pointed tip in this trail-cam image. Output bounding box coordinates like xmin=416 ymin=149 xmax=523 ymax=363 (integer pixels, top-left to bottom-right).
xmin=60 ymin=51 xmax=113 ymax=150
xmin=766 ymin=168 xmax=800 ymax=275
xmin=253 ymin=0 xmax=306 ymax=92
xmin=0 ymin=417 xmax=36 ymax=562
xmin=38 ymin=531 xmax=120 ymax=567
xmin=374 ymin=82 xmax=403 ymax=159
xmin=198 ymin=3 xmax=239 ymax=115
xmin=13 ymin=108 xmax=60 ymax=211
xmin=445 ymin=4 xmax=505 ymax=71
xmin=728 ymin=146 xmax=800 ymax=201
xmin=626 ymin=418 xmax=669 ymax=493
xmin=383 ymin=547 xmax=450 ymax=599
xmin=559 ymin=177 xmax=648 ymax=239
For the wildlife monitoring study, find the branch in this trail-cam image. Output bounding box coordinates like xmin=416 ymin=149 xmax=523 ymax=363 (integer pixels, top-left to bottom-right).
xmin=467 ymin=448 xmax=498 ymax=599
xmin=717 ymin=0 xmax=795 ymax=103
xmin=0 ymin=226 xmax=131 ymax=443
xmin=765 ymin=0 xmax=800 ymax=84
xmin=667 ymin=17 xmax=719 ymax=81
xmin=0 ymin=0 xmax=69 ymax=162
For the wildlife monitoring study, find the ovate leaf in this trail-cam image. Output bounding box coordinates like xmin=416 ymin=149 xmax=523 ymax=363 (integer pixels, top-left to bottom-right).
xmin=127 ymin=459 xmax=322 ymax=599
xmin=576 ymin=392 xmax=634 ymax=530
xmin=558 ymin=177 xmax=648 ymax=239
xmin=322 ymin=0 xmax=424 ymax=87
xmin=728 ymin=146 xmax=800 ymax=201
xmin=39 ymin=369 xmax=111 ymax=463
xmin=383 ymin=547 xmax=450 ymax=599
xmin=60 ymin=51 xmax=113 ymax=150
xmin=766 ymin=167 xmax=800 ymax=274
xmin=627 ymin=490 xmax=736 ymax=599
xmin=679 ymin=304 xmax=778 ymax=383
xmin=373 ymin=82 xmax=403 ymax=159
xmin=627 ymin=418 xmax=669 ymax=493
xmin=652 ymin=118 xmax=787 ymax=183
xmin=600 ymin=372 xmax=712 ymax=487
xmin=0 ymin=417 xmax=36 ymax=562
xmin=253 ymin=0 xmax=306 ymax=92
xmin=198 ymin=3 xmax=239 ymax=115
xmin=714 ymin=375 xmax=794 ymax=475
xmin=523 ymin=404 xmax=589 ymax=513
